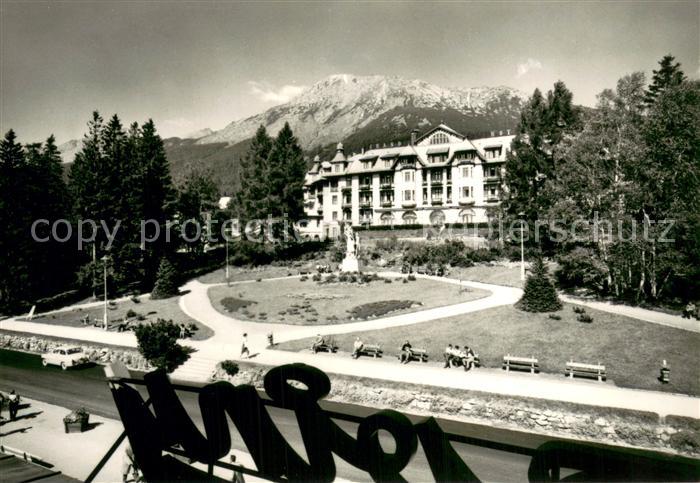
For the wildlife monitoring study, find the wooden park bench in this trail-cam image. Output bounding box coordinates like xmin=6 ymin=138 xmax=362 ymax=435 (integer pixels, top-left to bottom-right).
xmin=451 ymin=352 xmax=481 ymax=369
xmin=566 ymin=361 xmax=606 ymax=381
xmin=502 ymin=355 xmax=539 ymax=373
xmin=312 ymin=342 xmax=338 ymax=354
xmin=397 ymin=347 xmax=429 ymax=363
xmin=356 ymin=343 xmax=383 ymax=358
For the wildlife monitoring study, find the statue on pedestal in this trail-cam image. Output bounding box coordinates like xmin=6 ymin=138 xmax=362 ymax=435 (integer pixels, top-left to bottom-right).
xmin=340 ymin=224 xmax=360 ymax=273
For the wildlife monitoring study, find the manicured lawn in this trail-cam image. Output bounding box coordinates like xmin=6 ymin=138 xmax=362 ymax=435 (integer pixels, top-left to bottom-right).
xmin=276 ymin=303 xmax=700 ymax=396
xmin=23 ymin=295 xmax=214 ymax=341
xmin=196 ymin=265 xmax=297 ymax=284
xmin=208 ymin=276 xmax=489 ymax=325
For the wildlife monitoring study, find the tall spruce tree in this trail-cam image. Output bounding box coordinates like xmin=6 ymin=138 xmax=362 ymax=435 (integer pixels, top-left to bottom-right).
xmin=502 ymin=81 xmax=581 ymax=246
xmin=235 ymin=125 xmax=272 ymax=221
xmin=644 ymin=55 xmax=686 ymax=106
xmin=269 ymin=122 xmax=306 ymax=221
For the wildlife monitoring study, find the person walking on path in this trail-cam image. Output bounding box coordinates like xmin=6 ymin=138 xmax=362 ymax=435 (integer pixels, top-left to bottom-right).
xmin=240 ymin=333 xmax=250 ymax=359
xmin=122 ymin=444 xmax=138 ymax=482
xmin=229 ymin=453 xmax=245 ymax=483
xmin=8 ymin=390 xmax=20 ymax=420
xmin=0 ymin=391 xmax=5 ymax=420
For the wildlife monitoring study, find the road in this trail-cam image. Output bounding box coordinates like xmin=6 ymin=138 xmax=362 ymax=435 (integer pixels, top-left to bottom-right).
xmin=0 ymin=348 xmax=557 ymax=481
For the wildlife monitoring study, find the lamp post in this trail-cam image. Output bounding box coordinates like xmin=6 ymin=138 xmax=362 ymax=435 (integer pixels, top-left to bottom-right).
xmin=101 ymin=255 xmax=110 ymax=330
xmin=225 ymin=237 xmax=230 ymax=285
xmin=518 ymin=212 xmax=525 ymax=281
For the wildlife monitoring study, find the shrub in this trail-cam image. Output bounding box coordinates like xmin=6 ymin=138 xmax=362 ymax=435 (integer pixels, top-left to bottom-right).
xmin=577 ymin=313 xmax=593 ymax=323
xmin=516 ymin=258 xmax=562 ymax=312
xmin=348 ymin=300 xmax=417 ymax=319
xmin=300 ymin=275 xmax=308 ymax=281
xmin=555 ymin=247 xmax=609 ymax=292
xmin=134 ymin=319 xmax=193 ymax=373
xmin=130 ymin=295 xmax=141 ymax=304
xmin=548 ymin=314 xmax=562 ymax=320
xmin=407 ymin=274 xmax=416 ymax=281
xmin=573 ymin=306 xmax=586 ymax=314
xmin=312 ymin=273 xmax=322 ymax=282
xmin=669 ymin=430 xmax=700 ymax=453
xmin=126 ymin=309 xmax=139 ymax=319
xmin=151 ymin=258 xmax=180 ymax=299
xmin=220 ymin=360 xmax=240 ymax=377
xmin=221 ymin=297 xmax=256 ymax=312
xmin=384 ymin=278 xmax=392 ymax=284
xmin=403 ymin=278 xmax=408 ymax=284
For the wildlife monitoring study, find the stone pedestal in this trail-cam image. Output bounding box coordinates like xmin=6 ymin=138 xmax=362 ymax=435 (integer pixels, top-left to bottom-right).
xmin=341 ymin=255 xmax=360 ymax=273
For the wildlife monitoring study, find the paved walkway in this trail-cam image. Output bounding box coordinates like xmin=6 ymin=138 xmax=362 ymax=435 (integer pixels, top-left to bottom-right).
xmin=2 ymin=272 xmax=699 ymax=419
xmin=561 ymin=294 xmax=700 ymax=333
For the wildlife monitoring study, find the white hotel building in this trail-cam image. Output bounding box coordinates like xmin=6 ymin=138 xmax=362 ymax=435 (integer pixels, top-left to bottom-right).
xmin=300 ymin=124 xmax=514 ymax=239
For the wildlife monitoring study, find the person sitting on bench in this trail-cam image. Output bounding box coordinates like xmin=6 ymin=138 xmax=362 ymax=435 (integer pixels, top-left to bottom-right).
xmin=312 ymin=334 xmax=326 ymax=352
xmin=399 ymin=340 xmax=412 ymax=364
xmin=683 ymin=301 xmax=697 ymax=319
xmin=443 ymin=344 xmax=454 ymax=368
xmin=352 ymin=337 xmax=364 ymax=359
xmin=461 ymin=345 xmax=476 ymax=371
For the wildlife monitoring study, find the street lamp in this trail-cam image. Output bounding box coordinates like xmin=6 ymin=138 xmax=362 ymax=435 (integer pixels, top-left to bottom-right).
xmin=518 ymin=212 xmax=526 ymax=281
xmin=101 ymin=255 xmax=110 ymax=330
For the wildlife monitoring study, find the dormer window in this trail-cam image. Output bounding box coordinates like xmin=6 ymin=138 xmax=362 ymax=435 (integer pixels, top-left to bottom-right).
xmin=484 ymin=147 xmax=503 ymax=160
xmin=334 ymin=164 xmax=343 ymax=173
xmin=455 ymin=151 xmax=476 ymax=162
xmin=430 ymin=132 xmax=449 ymax=145
xmin=428 ymin=154 xmax=447 ymax=164
xmin=362 ymin=161 xmax=372 ymax=170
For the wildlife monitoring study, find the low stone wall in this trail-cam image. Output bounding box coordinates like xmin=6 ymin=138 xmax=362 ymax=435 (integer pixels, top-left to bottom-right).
xmin=212 ymin=364 xmax=700 ymax=457
xmin=0 ymin=333 xmax=152 ymax=372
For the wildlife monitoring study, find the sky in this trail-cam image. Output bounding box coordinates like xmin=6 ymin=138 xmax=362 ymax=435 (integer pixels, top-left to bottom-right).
xmin=1 ymin=1 xmax=698 ymax=143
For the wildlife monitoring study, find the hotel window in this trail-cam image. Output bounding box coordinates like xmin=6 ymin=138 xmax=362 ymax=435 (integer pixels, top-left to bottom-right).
xmin=431 ymin=187 xmax=443 ymax=201
xmin=334 ymin=164 xmax=342 ymax=173
xmin=457 ymin=151 xmax=475 ymax=162
xmin=330 ymin=180 xmax=338 ymax=192
xmin=428 ymin=154 xmax=447 ymax=164
xmin=383 ymin=159 xmax=392 ymax=169
xmin=430 ymin=171 xmax=443 ymax=183
xmin=462 ymin=166 xmax=473 ymax=178
xmin=461 ymin=186 xmax=472 ymax=198
xmin=485 ymin=147 xmax=503 ymax=160
xmin=403 ymin=190 xmax=414 ymax=201
xmin=362 ymin=161 xmax=372 ymax=170
xmin=430 ymin=132 xmax=449 ymax=145
xmin=460 ymin=209 xmax=475 ymax=223
xmin=404 ymin=171 xmax=414 ymax=182
xmin=487 ymin=166 xmax=498 ymax=178
xmin=332 ymin=195 xmax=338 ymax=205
xmin=332 ymin=212 xmax=338 ymax=221
xmin=381 ymin=174 xmax=393 ymax=185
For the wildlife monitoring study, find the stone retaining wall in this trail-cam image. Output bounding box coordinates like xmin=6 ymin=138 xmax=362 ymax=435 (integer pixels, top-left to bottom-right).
xmin=212 ymin=364 xmax=700 ymax=458
xmin=0 ymin=333 xmax=152 ymax=372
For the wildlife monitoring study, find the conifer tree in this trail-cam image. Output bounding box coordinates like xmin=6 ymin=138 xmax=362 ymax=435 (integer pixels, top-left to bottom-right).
xmin=644 ymin=55 xmax=686 ymax=106
xmin=235 ymin=125 xmax=272 ymax=221
xmin=516 ymin=258 xmax=562 ymax=312
xmin=268 ymin=122 xmax=305 ymax=221
xmin=151 ymin=257 xmax=180 ymax=299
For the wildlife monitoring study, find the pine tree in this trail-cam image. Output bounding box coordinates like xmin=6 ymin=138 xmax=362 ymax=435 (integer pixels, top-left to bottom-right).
xmin=235 ymin=125 xmax=272 ymax=221
xmin=502 ymin=82 xmax=581 ymax=246
xmin=516 ymin=258 xmax=562 ymax=312
xmin=269 ymin=122 xmax=305 ymax=221
xmin=644 ymin=55 xmax=686 ymax=106
xmin=151 ymin=257 xmax=180 ymax=299
xmin=137 ymin=120 xmax=176 ymax=285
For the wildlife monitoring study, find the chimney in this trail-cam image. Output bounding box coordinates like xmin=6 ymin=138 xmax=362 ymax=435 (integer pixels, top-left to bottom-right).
xmin=410 ymin=128 xmax=419 ymax=146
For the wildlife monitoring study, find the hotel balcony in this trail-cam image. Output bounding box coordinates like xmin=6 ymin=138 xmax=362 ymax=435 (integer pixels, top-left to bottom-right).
xmin=484 ymin=175 xmax=503 ymax=183
xmin=485 ymin=195 xmax=500 ymax=202
xmin=359 ymin=200 xmax=372 ymax=208
xmin=342 ymin=200 xmax=352 ymax=208
xmin=359 ymin=217 xmax=373 ymax=225
xmin=380 ymin=200 xmax=393 ymax=208
xmin=402 ymin=201 xmax=416 ymax=208
xmin=431 ymin=198 xmax=444 ymax=205
xmin=459 ymin=197 xmax=475 ymax=206
xmin=359 ymin=182 xmax=372 ymax=191
xmin=380 ymin=183 xmax=394 ymax=190
xmin=341 ymin=186 xmax=352 ymax=193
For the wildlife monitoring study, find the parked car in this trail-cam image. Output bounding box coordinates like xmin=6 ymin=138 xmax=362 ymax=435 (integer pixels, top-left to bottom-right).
xmin=41 ymin=346 xmax=88 ymax=370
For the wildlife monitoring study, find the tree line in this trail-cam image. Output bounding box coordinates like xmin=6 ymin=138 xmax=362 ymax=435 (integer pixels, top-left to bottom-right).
xmin=502 ymin=55 xmax=699 ymax=305
xmin=0 ymin=113 xmax=308 ymax=314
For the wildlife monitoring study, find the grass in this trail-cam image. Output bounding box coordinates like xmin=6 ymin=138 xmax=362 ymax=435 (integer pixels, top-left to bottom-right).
xmin=209 ymin=276 xmax=489 ymax=325
xmin=22 ymin=295 xmax=214 ymax=341
xmin=196 ymin=265 xmax=297 ymax=284
xmin=276 ymin=303 xmax=700 ymax=396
